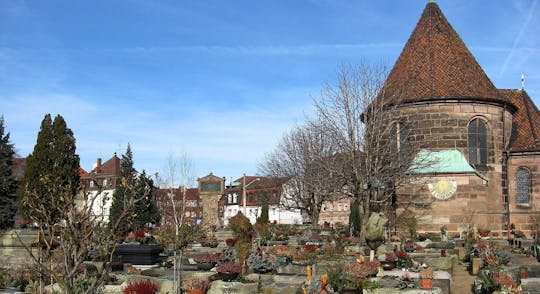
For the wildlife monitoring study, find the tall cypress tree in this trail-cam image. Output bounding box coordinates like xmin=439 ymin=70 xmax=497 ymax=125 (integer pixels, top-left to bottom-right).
xmin=19 ymin=114 xmax=80 ymax=224
xmin=0 ymin=116 xmax=17 ymax=229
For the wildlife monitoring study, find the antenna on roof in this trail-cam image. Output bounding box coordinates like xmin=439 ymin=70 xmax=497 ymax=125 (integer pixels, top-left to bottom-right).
xmin=521 ymin=73 xmax=525 ymax=90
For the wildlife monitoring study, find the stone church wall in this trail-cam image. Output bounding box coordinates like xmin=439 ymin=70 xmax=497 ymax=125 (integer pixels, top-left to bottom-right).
xmin=507 ymin=154 xmax=540 ymax=234
xmin=392 ymin=101 xmax=512 ymax=237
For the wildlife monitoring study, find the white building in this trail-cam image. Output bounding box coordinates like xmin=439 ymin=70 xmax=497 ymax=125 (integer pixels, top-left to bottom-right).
xmin=220 ymin=176 xmax=303 ymax=226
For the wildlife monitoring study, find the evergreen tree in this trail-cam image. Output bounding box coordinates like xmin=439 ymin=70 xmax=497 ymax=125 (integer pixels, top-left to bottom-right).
xmin=109 ymin=144 xmax=137 ymax=236
xmin=0 ymin=116 xmax=17 ymax=229
xmin=349 ymin=199 xmax=361 ymax=236
xmin=256 ymin=193 xmax=269 ymax=224
xmin=19 ymin=114 xmax=80 ymax=224
xmin=109 ymin=144 xmax=160 ymax=237
xmin=132 ymin=170 xmax=160 ymax=230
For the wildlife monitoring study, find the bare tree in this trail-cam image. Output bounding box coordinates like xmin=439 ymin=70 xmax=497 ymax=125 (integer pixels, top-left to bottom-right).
xmin=16 ymin=176 xmax=152 ymax=294
xmin=260 ymin=121 xmax=340 ymax=225
xmin=159 ymin=151 xmax=197 ymax=294
xmin=313 ymin=62 xmax=429 ymax=240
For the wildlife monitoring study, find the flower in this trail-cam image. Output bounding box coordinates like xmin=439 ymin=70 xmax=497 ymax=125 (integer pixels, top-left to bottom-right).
xmin=395 ymin=251 xmax=413 ymax=269
xmin=216 ymin=262 xmax=242 ymax=274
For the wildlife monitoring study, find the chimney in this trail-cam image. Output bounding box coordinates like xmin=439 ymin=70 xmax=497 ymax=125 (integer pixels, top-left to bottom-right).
xmin=97 ymin=158 xmax=102 ymax=167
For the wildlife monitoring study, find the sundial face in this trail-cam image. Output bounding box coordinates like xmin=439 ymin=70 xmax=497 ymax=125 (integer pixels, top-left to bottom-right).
xmin=428 ymin=179 xmax=457 ymax=200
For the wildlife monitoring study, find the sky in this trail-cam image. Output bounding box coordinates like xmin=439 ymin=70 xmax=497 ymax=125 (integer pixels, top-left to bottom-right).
xmin=1 ymin=0 xmax=539 ymax=186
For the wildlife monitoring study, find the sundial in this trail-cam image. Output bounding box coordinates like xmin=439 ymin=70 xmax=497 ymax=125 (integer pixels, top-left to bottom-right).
xmin=428 ymin=179 xmax=457 ymax=200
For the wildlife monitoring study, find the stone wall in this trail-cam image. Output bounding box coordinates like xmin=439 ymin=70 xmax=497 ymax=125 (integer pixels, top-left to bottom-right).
xmin=393 ymin=101 xmax=511 ymax=237
xmin=0 ymin=229 xmax=38 ymax=266
xmin=507 ymin=154 xmax=540 ymax=234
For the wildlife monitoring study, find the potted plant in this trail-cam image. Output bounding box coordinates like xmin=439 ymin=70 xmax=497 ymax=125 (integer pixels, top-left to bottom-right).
xmin=419 ymin=267 xmax=434 ymax=290
xmin=380 ymin=252 xmax=396 ymax=270
xmin=395 ymin=251 xmax=413 ymax=270
xmin=193 ymin=253 xmax=221 ymax=270
xmin=181 ymin=276 xmax=211 ymax=294
xmin=216 ymin=262 xmax=242 ymax=281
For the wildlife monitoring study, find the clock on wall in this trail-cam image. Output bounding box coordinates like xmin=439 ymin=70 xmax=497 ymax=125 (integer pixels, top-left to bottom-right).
xmin=428 ymin=179 xmax=457 ymax=200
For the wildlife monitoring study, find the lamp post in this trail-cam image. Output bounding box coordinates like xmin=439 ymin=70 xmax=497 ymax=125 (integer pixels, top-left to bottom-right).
xmin=242 ymin=173 xmax=260 ymax=216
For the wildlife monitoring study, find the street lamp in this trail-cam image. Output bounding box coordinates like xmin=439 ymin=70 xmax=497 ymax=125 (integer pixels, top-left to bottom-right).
xmin=242 ymin=173 xmax=260 ymax=216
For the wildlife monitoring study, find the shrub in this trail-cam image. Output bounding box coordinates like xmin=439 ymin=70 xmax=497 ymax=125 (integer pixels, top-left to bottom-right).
xmin=216 ymin=262 xmax=242 ymax=274
xmin=193 ymin=252 xmax=221 ymax=263
xmin=247 ymin=248 xmax=278 ymax=272
xmin=123 ymin=280 xmax=159 ymax=294
xmin=181 ymin=276 xmax=211 ymax=291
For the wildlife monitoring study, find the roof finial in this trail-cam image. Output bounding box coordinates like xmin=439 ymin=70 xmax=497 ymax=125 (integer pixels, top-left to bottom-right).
xmin=521 ymin=73 xmax=525 ymax=90
xmin=429 ymin=0 xmax=436 ymax=3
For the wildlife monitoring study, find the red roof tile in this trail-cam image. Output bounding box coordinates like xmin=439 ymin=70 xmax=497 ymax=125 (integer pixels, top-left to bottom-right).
xmin=500 ymin=89 xmax=540 ymax=152
xmin=379 ymin=2 xmax=509 ymax=106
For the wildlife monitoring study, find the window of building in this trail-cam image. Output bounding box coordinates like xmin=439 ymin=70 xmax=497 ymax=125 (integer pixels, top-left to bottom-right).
xmin=103 ymin=178 xmax=108 ymax=187
xmin=233 ymin=193 xmax=238 ymax=203
xmin=228 ymin=194 xmax=232 ymax=204
xmin=516 ymin=167 xmax=531 ymax=205
xmin=390 ymin=122 xmax=409 ymax=165
xmin=468 ymin=118 xmax=488 ymax=167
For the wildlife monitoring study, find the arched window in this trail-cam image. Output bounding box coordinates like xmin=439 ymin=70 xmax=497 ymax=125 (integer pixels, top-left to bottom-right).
xmin=468 ymin=118 xmax=488 ymax=167
xmin=516 ymin=167 xmax=531 ymax=205
xmin=390 ymin=122 xmax=409 ymax=164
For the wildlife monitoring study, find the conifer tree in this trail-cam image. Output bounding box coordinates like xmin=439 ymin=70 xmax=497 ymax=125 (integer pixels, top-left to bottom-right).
xmin=109 ymin=144 xmax=137 ymax=236
xmin=132 ymin=170 xmax=160 ymax=230
xmin=18 ymin=114 xmax=80 ymax=224
xmin=0 ymin=116 xmax=17 ymax=229
xmin=109 ymin=144 xmax=160 ymax=237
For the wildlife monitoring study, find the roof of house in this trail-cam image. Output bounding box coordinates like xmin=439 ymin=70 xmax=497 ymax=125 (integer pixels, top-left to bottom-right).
xmin=79 ymin=167 xmax=88 ymax=177
xmin=225 ymin=176 xmax=289 ymax=193
xmin=378 ymin=2 xmax=511 ymax=108
xmin=155 ymin=187 xmax=199 ymax=201
xmin=83 ymin=154 xmax=121 ymax=178
xmin=500 ymin=89 xmax=540 ymax=152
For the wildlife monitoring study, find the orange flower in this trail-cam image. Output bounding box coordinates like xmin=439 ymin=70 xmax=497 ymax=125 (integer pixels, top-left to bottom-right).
xmin=357 ymin=255 xmax=365 ymax=263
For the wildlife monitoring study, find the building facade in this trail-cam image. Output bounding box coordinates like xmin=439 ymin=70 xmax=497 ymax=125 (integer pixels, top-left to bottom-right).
xmin=382 ymin=2 xmax=540 ymax=238
xmin=79 ymin=154 xmax=121 ymax=222
xmin=220 ymin=176 xmax=303 ymax=225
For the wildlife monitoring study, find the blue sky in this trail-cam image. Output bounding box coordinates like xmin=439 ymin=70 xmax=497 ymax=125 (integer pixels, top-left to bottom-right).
xmin=1 ymin=0 xmax=539 ymax=186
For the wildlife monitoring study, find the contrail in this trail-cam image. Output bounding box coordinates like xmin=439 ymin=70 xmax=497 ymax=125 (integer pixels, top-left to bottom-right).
xmin=499 ymin=0 xmax=538 ymax=76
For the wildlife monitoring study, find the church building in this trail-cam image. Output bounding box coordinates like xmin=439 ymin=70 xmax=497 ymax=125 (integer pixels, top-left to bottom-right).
xmin=384 ymin=1 xmax=540 ymax=238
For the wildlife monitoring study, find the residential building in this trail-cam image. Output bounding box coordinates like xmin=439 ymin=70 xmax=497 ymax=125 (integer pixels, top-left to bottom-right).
xmin=79 ymin=154 xmax=121 ymax=222
xmin=220 ymin=175 xmax=303 ymax=225
xmin=155 ymin=187 xmax=202 ymax=225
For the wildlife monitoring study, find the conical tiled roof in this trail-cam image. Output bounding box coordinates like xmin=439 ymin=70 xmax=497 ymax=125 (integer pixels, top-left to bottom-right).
xmin=379 ymin=2 xmax=510 ymax=106
xmin=500 ymin=89 xmax=540 ymax=152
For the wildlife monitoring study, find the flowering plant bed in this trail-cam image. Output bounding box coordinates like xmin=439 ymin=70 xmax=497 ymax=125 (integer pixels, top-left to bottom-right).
xmin=193 ymin=253 xmax=221 ymax=264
